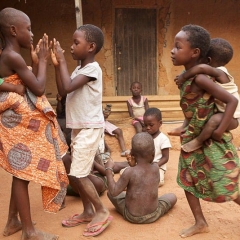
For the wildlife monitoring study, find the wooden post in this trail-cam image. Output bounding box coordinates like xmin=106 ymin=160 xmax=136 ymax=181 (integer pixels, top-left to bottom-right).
xmin=74 ymin=0 xmax=83 ymax=28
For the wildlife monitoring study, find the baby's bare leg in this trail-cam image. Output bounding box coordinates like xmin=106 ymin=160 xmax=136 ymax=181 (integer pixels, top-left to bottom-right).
xmin=180 ymin=190 xmax=209 ymax=238
xmin=182 ymin=113 xmax=223 ymax=152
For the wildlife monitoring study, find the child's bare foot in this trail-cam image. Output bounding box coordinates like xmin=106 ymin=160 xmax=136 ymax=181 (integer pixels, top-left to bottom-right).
xmin=3 ymin=218 xmax=22 ymax=236
xmin=167 ymin=126 xmax=184 ymax=136
xmin=4 ymin=219 xmax=37 ymax=237
xmin=21 ymin=230 xmax=58 ymax=240
xmin=180 ymin=224 xmax=209 ymax=238
xmin=181 ymin=138 xmax=202 ymax=152
xmin=59 ymin=199 xmax=66 ymax=210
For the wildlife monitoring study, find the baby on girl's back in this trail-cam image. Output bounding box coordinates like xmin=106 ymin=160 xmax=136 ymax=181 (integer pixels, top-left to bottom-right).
xmin=169 ymin=38 xmax=240 ymax=152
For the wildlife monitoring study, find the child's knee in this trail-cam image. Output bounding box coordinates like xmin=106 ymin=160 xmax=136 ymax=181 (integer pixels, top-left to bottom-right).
xmin=207 ymin=114 xmax=222 ymax=128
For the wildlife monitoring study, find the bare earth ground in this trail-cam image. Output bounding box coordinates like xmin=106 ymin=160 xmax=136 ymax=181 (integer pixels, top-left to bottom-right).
xmin=1 ymin=122 xmax=240 ymax=240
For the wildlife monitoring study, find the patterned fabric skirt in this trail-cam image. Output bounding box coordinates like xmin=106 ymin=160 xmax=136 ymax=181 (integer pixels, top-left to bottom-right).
xmin=0 ymin=74 xmax=69 ymax=213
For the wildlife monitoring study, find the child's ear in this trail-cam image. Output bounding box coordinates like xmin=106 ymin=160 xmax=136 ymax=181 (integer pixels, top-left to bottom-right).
xmin=192 ymin=48 xmax=200 ymax=58
xmin=89 ymin=42 xmax=96 ymax=53
xmin=10 ymin=25 xmax=17 ymax=37
xmin=207 ymin=57 xmax=212 ymax=65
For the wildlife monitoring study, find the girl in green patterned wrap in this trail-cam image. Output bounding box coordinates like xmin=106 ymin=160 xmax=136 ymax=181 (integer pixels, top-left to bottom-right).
xmin=171 ymin=24 xmax=240 ymax=238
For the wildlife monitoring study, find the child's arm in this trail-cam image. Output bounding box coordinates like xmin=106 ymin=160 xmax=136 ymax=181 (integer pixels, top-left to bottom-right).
xmin=105 ymin=160 xmax=130 ymax=196
xmin=56 ymin=93 xmax=64 ymax=117
xmin=127 ymin=100 xmax=134 ymax=118
xmin=50 ymin=41 xmax=66 ymax=97
xmin=194 ymin=74 xmax=238 ymax=140
xmin=104 ymin=140 xmax=111 ymax=154
xmin=51 ymin=39 xmax=90 ymax=95
xmin=7 ymin=34 xmax=50 ymax=96
xmin=30 ymin=43 xmax=40 ymax=77
xmin=93 ymin=161 xmax=106 ymax=176
xmin=144 ymin=97 xmax=149 ymax=110
xmin=176 ymin=64 xmax=228 ymax=87
xmin=155 ymin=148 xmax=169 ymax=168
xmin=0 ymin=81 xmax=25 ymax=96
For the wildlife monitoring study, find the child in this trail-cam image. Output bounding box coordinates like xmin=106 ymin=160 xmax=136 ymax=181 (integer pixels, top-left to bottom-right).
xmin=61 ymin=153 xmax=107 ymax=209
xmin=51 ymin=24 xmax=112 ymax=237
xmin=170 ymin=38 xmax=240 ymax=152
xmin=127 ymin=81 xmax=149 ymax=133
xmin=143 ymin=108 xmax=172 ymax=187
xmin=171 ymin=24 xmax=240 ymax=238
xmin=103 ymin=104 xmax=129 ymax=157
xmin=56 ymin=93 xmax=72 ymax=149
xmin=0 ymin=7 xmax=68 ymax=240
xmin=105 ymin=132 xmax=177 ymax=223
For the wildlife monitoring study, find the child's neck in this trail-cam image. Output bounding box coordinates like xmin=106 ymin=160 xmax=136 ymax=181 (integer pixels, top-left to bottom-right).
xmin=184 ymin=59 xmax=200 ymax=70
xmin=152 ymin=130 xmax=161 ymax=139
xmin=79 ymin=56 xmax=95 ymax=68
xmin=132 ymin=95 xmax=141 ymax=100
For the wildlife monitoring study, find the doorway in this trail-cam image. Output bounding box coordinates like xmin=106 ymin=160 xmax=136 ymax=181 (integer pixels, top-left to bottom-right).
xmin=114 ymin=8 xmax=157 ymax=96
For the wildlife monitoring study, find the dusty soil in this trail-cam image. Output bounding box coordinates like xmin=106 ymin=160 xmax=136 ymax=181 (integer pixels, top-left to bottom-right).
xmin=1 ymin=122 xmax=240 ymax=240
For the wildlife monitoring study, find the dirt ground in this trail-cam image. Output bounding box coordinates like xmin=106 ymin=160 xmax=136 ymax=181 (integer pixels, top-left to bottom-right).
xmin=1 ymin=122 xmax=240 ymax=240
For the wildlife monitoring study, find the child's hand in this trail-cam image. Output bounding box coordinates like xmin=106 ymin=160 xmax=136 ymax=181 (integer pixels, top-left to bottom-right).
xmin=105 ymin=159 xmax=114 ymax=169
xmin=126 ymin=151 xmax=136 ymax=167
xmin=56 ymin=93 xmax=62 ymax=101
xmin=212 ymin=128 xmax=223 ymax=142
xmin=14 ymin=85 xmax=25 ymax=96
xmin=51 ymin=38 xmax=65 ymax=66
xmin=174 ymin=74 xmax=185 ymax=88
xmin=37 ymin=33 xmax=51 ymax=61
xmin=30 ymin=39 xmax=40 ymax=65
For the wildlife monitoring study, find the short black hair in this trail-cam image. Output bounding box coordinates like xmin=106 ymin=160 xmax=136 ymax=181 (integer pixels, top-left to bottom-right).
xmin=132 ymin=132 xmax=154 ymax=156
xmin=78 ymin=24 xmax=104 ymax=54
xmin=144 ymin=107 xmax=162 ymax=121
xmin=181 ymin=24 xmax=210 ymax=59
xmin=207 ymin=38 xmax=233 ymax=66
xmin=130 ymin=81 xmax=142 ymax=88
xmin=0 ymin=8 xmax=28 ymax=46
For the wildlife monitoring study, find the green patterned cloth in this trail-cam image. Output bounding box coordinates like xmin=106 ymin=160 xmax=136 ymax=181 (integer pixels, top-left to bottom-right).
xmin=177 ymin=78 xmax=240 ymax=202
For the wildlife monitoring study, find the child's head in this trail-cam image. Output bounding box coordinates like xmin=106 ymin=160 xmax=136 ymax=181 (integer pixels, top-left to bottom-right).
xmin=131 ymin=132 xmax=155 ymax=163
xmin=130 ymin=81 xmax=142 ymax=97
xmin=171 ymin=24 xmax=210 ymax=67
xmin=207 ymin=38 xmax=233 ymax=67
xmin=71 ymin=24 xmax=104 ymax=60
xmin=103 ymin=104 xmax=112 ymax=120
xmin=0 ymin=8 xmax=32 ymax=49
xmin=143 ymin=108 xmax=162 ymax=137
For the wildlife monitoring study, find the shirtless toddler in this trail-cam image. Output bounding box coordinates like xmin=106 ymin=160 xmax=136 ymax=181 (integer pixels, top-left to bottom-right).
xmin=105 ymin=132 xmax=177 ymax=224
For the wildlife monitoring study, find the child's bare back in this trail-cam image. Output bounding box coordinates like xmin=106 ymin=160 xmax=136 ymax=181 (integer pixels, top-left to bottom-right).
xmin=123 ymin=162 xmax=159 ymax=216
xmin=105 ymin=132 xmax=177 ymax=224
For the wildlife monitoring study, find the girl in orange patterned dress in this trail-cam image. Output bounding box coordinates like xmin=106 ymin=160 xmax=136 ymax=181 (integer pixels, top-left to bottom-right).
xmin=0 ymin=8 xmax=68 ymax=240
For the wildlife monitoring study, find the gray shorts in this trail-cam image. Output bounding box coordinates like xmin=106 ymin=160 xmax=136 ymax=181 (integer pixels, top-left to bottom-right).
xmin=108 ymin=192 xmax=172 ymax=224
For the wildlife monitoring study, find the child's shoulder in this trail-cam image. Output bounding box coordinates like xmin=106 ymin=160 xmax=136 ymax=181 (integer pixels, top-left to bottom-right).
xmin=1 ymin=49 xmax=22 ymax=61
